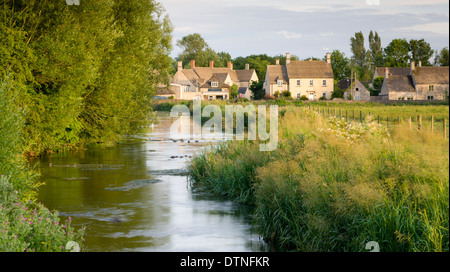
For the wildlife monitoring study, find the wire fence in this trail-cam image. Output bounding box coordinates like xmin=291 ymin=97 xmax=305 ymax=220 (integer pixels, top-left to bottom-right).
xmin=309 ymin=105 xmax=449 ymax=139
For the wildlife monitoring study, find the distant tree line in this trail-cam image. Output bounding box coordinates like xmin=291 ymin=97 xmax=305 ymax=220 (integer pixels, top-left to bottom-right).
xmin=0 ymin=0 xmax=173 ymax=155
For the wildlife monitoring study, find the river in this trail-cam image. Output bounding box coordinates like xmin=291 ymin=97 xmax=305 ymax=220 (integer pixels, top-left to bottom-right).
xmin=32 ymin=112 xmax=269 ymax=252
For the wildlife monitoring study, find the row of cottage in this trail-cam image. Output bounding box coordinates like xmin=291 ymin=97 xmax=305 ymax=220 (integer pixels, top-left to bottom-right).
xmin=159 ymin=53 xmax=449 ymax=102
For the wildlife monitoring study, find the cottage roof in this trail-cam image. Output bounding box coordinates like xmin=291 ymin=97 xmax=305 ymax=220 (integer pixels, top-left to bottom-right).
xmin=286 ymin=60 xmax=333 ymax=79
xmin=266 ymin=65 xmax=289 ymax=83
xmin=412 ymin=67 xmax=449 ymax=85
xmin=200 ymin=74 xmax=230 ymax=89
xmin=179 ymin=66 xmax=256 ymax=86
xmin=385 ymin=75 xmax=416 ymax=93
xmin=375 ymin=67 xmax=410 ymax=78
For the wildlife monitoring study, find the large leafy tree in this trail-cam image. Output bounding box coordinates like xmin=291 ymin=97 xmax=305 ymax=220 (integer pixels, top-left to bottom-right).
xmin=409 ymin=39 xmax=434 ymax=66
xmin=326 ymin=50 xmax=351 ymax=81
xmin=384 ymin=38 xmax=411 ymax=67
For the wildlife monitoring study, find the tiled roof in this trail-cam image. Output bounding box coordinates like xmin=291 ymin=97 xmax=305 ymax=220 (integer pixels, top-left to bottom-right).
xmin=412 ymin=67 xmax=449 ymax=85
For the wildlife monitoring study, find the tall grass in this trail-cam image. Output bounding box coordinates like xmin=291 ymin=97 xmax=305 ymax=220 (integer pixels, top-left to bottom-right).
xmin=187 ymin=106 xmax=449 ymax=252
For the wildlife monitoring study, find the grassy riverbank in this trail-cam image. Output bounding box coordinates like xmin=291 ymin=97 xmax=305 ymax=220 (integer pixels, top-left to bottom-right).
xmin=0 ymin=79 xmax=85 ymax=252
xmin=187 ymin=106 xmax=449 ymax=252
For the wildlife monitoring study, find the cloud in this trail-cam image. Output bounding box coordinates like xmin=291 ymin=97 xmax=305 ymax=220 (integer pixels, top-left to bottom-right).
xmin=277 ymin=30 xmax=303 ymax=39
xmin=398 ymin=22 xmax=450 ymax=35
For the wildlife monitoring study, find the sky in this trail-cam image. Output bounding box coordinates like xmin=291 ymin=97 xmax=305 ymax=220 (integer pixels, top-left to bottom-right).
xmin=158 ymin=0 xmax=450 ymax=60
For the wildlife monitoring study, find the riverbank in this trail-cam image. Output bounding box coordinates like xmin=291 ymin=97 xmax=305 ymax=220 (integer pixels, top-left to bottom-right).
xmin=0 ymin=79 xmax=85 ymax=252
xmin=187 ymin=106 xmax=449 ymax=252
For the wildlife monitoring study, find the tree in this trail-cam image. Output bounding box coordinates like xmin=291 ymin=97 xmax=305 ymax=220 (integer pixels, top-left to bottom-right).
xmin=384 ymin=39 xmax=410 ymax=67
xmin=326 ymin=50 xmax=351 ymax=81
xmin=350 ymin=32 xmax=372 ymax=81
xmin=0 ymin=0 xmax=173 ymax=155
xmin=176 ymin=33 xmax=208 ymax=66
xmin=434 ymin=47 xmax=449 ymax=67
xmin=176 ymin=33 xmax=231 ymax=68
xmin=230 ymin=83 xmax=239 ymax=99
xmin=371 ymin=77 xmax=384 ymax=96
xmin=369 ymin=31 xmax=384 ymax=67
xmin=409 ymin=39 xmax=434 ymax=66
xmin=249 ymin=81 xmax=265 ymax=100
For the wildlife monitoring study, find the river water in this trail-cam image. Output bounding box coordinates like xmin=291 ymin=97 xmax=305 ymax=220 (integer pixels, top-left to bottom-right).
xmin=32 ymin=112 xmax=269 ymax=252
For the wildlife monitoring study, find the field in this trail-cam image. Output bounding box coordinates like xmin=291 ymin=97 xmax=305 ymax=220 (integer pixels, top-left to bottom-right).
xmin=187 ymin=103 xmax=449 ymax=252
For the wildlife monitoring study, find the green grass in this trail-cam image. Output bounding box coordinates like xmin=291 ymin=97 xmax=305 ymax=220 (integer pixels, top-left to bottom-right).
xmin=187 ymin=106 xmax=449 ymax=252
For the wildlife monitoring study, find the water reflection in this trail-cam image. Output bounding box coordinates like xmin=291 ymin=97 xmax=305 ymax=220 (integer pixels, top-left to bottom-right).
xmin=33 ymin=112 xmax=268 ymax=252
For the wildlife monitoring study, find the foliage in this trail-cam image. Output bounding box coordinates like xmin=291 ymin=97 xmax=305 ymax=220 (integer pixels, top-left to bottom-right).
xmin=250 ymin=80 xmax=265 ymax=100
xmin=1 ymin=0 xmax=173 ymax=156
xmin=434 ymin=47 xmax=449 ymax=67
xmin=371 ymin=77 xmax=384 ymax=96
xmin=1 ymin=77 xmax=85 ymax=252
xmin=231 ymin=84 xmax=239 ymax=99
xmin=384 ymin=39 xmax=411 ymax=67
xmin=409 ymin=39 xmax=434 ymax=66
xmin=327 ymin=50 xmax=351 ymax=81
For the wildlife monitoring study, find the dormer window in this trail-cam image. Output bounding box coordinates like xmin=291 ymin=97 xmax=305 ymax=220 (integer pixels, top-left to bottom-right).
xmin=277 ymin=80 xmax=283 ymax=87
xmin=211 ymin=82 xmax=219 ymax=88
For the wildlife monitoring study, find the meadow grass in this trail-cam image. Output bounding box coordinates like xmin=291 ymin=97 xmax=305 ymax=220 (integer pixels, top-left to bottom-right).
xmin=187 ymin=106 xmax=449 ymax=252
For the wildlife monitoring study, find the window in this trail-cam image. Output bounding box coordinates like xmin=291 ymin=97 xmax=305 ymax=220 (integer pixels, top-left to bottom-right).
xmin=309 ymin=80 xmax=314 ymax=86
xmin=297 ymin=93 xmax=301 ymax=99
xmin=407 ymin=97 xmax=414 ymax=100
xmin=355 ymin=95 xmax=360 ymax=101
xmin=356 ymin=88 xmax=359 ymax=92
xmin=296 ymin=80 xmax=301 ymax=86
xmin=185 ymin=85 xmax=190 ymax=92
xmin=322 ymin=80 xmax=327 ymax=87
xmin=429 ymin=85 xmax=434 ymax=92
xmin=322 ymin=92 xmax=326 ymax=99
xmin=211 ymin=82 xmax=219 ymax=88
xmin=427 ymin=95 xmax=434 ymax=101
xmin=277 ymin=80 xmax=283 ymax=87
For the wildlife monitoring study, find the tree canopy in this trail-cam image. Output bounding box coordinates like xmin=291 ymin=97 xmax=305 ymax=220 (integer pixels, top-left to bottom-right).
xmin=0 ymin=0 xmax=173 ymax=155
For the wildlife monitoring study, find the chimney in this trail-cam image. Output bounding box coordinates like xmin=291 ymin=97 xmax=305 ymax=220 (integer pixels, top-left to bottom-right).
xmin=286 ymin=53 xmax=291 ymax=64
xmin=190 ymin=60 xmax=195 ymax=69
xmin=418 ymin=60 xmax=422 ymax=67
xmin=326 ymin=52 xmax=331 ymax=64
xmin=177 ymin=61 xmax=183 ymax=71
xmin=410 ymin=61 xmax=415 ymax=72
xmin=384 ymin=67 xmax=389 ymax=79
xmin=227 ymin=61 xmax=233 ymax=70
xmin=276 ymin=59 xmax=280 ymax=65
xmin=209 ymin=61 xmax=214 ymax=68
xmin=245 ymin=63 xmax=249 ymax=70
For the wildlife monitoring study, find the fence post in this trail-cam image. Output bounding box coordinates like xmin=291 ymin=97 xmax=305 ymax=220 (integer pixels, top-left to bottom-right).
xmin=408 ymin=116 xmax=412 ymax=129
xmin=444 ymin=119 xmax=447 ymax=139
xmin=378 ymin=116 xmax=380 ymax=125
xmin=418 ymin=115 xmax=422 ymax=130
xmin=431 ymin=115 xmax=434 ymax=133
xmin=339 ymin=108 xmax=342 ymax=119
xmin=346 ymin=110 xmax=348 ymax=122
xmin=387 ymin=117 xmax=389 ymax=128
xmin=360 ymin=111 xmax=363 ymax=123
xmin=353 ymin=110 xmax=355 ymax=122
